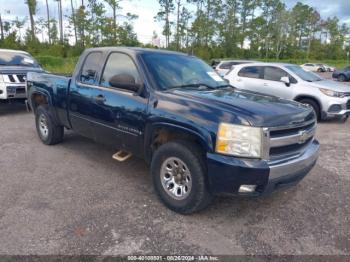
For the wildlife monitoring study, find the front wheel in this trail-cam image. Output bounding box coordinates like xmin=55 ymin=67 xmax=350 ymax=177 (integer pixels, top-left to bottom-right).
xmin=299 ymin=99 xmax=321 ymax=121
xmin=338 ymin=75 xmax=346 ymax=82
xmin=35 ymin=105 xmax=64 ymax=145
xmin=151 ymin=141 xmax=212 ymax=214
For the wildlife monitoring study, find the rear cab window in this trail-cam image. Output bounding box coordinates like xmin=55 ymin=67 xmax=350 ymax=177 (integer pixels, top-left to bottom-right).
xmin=79 ymin=52 xmax=103 ymax=85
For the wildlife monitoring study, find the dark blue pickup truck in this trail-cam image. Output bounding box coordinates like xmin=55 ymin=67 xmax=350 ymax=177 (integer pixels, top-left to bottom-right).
xmin=27 ymin=47 xmax=319 ymax=214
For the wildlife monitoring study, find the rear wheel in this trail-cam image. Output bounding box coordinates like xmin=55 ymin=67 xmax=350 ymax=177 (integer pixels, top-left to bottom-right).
xmin=338 ymin=74 xmax=346 ymax=82
xmin=299 ymin=98 xmax=321 ymax=121
xmin=35 ymin=105 xmax=64 ymax=145
xmin=151 ymin=140 xmax=212 ymax=214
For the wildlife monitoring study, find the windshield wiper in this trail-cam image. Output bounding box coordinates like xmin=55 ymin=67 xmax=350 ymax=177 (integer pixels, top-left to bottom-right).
xmin=166 ymin=83 xmax=217 ymax=91
xmin=166 ymin=83 xmax=233 ymax=91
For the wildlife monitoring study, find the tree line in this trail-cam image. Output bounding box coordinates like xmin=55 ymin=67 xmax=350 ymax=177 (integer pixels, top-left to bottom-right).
xmin=0 ymin=0 xmax=349 ymax=61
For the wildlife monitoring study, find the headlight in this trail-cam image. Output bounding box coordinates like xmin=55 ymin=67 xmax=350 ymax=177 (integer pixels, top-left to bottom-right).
xmin=319 ymin=88 xmax=345 ymax=98
xmin=216 ymin=123 xmax=262 ymax=158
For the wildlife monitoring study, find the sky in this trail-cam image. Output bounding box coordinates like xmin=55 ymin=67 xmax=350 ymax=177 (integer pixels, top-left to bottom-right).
xmin=0 ymin=0 xmax=349 ymax=44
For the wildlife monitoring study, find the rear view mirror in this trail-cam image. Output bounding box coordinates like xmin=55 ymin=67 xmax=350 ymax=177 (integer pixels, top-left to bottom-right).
xmin=280 ymin=76 xmax=290 ymax=86
xmin=109 ymin=74 xmax=141 ymax=92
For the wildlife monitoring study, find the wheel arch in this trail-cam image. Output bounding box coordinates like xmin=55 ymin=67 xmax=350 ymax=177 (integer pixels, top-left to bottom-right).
xmin=144 ymin=122 xmax=213 ymax=164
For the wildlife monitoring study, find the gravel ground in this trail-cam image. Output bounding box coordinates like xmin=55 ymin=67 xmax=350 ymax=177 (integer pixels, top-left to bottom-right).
xmin=0 ymin=95 xmax=349 ymax=256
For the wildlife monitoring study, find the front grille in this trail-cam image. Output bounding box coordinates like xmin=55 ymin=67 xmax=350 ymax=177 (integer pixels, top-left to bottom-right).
xmin=17 ymin=75 xmax=26 ymax=83
xmin=266 ymin=119 xmax=316 ymax=161
xmin=8 ymin=75 xmax=15 ymax=82
xmin=347 ymin=100 xmax=350 ymax=109
xmin=269 ymin=138 xmax=312 ymax=156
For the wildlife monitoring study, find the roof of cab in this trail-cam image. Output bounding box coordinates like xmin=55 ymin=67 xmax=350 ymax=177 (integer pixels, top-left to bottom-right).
xmin=0 ymin=48 xmax=30 ymax=54
xmin=85 ymin=46 xmax=192 ymax=56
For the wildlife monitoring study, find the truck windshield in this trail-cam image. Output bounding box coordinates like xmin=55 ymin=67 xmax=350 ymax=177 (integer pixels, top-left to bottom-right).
xmin=141 ymin=53 xmax=228 ymax=90
xmin=286 ymin=65 xmax=322 ymax=82
xmin=0 ymin=51 xmax=40 ymax=67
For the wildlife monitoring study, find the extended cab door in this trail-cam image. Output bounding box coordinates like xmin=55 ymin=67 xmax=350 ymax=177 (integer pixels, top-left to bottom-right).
xmin=68 ymin=51 xmax=104 ymax=139
xmin=88 ymin=52 xmax=148 ymax=156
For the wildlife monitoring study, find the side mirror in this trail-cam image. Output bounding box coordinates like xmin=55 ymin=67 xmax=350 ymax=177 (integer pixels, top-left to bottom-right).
xmin=280 ymin=76 xmax=290 ymax=86
xmin=109 ymin=74 xmax=141 ymax=92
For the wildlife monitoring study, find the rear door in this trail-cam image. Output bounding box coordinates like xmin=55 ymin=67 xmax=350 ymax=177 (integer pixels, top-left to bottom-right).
xmin=68 ymin=51 xmax=104 ymax=139
xmin=89 ymin=52 xmax=148 ymax=155
xmin=234 ymin=66 xmax=263 ymax=92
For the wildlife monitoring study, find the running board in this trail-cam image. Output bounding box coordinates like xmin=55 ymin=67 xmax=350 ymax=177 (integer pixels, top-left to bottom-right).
xmin=112 ymin=151 xmax=132 ymax=162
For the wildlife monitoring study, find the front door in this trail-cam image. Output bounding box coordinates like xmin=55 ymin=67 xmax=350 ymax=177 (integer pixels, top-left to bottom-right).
xmin=261 ymin=66 xmax=295 ymax=100
xmin=89 ymin=52 xmax=148 ymax=156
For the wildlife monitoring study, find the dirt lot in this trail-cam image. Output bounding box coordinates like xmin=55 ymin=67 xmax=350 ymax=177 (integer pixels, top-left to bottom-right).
xmin=0 ymin=92 xmax=350 ymax=255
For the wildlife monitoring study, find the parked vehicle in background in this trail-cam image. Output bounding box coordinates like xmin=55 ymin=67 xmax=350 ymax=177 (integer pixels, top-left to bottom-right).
xmin=0 ymin=49 xmax=43 ymax=101
xmin=211 ymin=59 xmax=221 ymax=69
xmin=26 ymin=47 xmax=319 ymax=214
xmin=301 ymin=63 xmax=326 ymax=72
xmin=332 ymin=66 xmax=350 ymax=82
xmin=319 ymin=64 xmax=335 ymax=72
xmin=225 ymin=62 xmax=350 ymax=120
xmin=215 ymin=60 xmax=257 ymax=76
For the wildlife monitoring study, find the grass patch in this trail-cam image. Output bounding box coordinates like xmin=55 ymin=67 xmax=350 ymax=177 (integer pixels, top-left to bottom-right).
xmin=35 ymin=56 xmax=79 ymax=75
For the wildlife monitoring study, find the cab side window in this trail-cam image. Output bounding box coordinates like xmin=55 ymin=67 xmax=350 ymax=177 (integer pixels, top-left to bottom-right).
xmin=101 ymin=53 xmax=140 ymax=88
xmin=80 ymin=52 xmax=102 ymax=85
xmin=238 ymin=66 xmax=261 ymax=79
xmin=263 ymin=66 xmax=297 ymax=84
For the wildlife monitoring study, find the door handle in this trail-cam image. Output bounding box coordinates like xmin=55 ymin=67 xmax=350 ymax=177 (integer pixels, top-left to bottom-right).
xmin=263 ymin=83 xmax=268 ymax=86
xmin=94 ymin=94 xmax=106 ymax=103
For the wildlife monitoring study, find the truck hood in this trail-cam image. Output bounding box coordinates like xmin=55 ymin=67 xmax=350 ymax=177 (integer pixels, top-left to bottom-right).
xmin=308 ymin=79 xmax=350 ymax=92
xmin=0 ymin=66 xmax=44 ymax=74
xmin=168 ymin=88 xmax=314 ymax=127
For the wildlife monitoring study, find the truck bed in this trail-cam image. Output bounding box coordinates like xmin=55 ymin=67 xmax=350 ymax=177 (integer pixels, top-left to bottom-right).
xmin=27 ymin=72 xmax=71 ymax=128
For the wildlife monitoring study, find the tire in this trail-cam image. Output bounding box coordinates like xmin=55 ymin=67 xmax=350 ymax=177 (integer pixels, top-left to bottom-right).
xmin=151 ymin=140 xmax=212 ymax=214
xmin=299 ymin=98 xmax=321 ymax=121
xmin=35 ymin=105 xmax=64 ymax=145
xmin=338 ymin=74 xmax=346 ymax=82
xmin=317 ymin=68 xmax=322 ymax=72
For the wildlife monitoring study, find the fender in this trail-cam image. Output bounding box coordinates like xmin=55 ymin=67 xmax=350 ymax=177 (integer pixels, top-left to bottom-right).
xmin=144 ymin=121 xmax=214 ymax=163
xmin=29 ymin=89 xmax=61 ymax=125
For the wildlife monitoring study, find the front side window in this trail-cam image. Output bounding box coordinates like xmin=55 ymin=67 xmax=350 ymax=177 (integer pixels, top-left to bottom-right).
xmin=100 ymin=53 xmax=140 ymax=88
xmin=80 ymin=52 xmax=102 ymax=85
xmin=264 ymin=67 xmax=289 ymax=82
xmin=238 ymin=66 xmax=261 ymax=79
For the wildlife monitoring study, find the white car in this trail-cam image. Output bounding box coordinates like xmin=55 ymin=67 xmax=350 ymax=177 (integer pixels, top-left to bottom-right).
xmin=224 ymin=62 xmax=350 ymax=120
xmin=301 ymin=63 xmax=326 ymax=72
xmin=215 ymin=60 xmax=257 ymax=77
xmin=320 ymin=64 xmax=336 ymax=72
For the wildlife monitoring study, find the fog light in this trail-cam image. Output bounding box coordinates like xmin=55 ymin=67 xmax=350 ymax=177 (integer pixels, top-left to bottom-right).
xmin=239 ymin=185 xmax=257 ymax=193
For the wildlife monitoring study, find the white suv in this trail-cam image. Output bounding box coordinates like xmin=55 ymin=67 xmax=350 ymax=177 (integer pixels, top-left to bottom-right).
xmin=0 ymin=49 xmax=43 ymax=101
xmin=224 ymin=62 xmax=350 ymax=120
